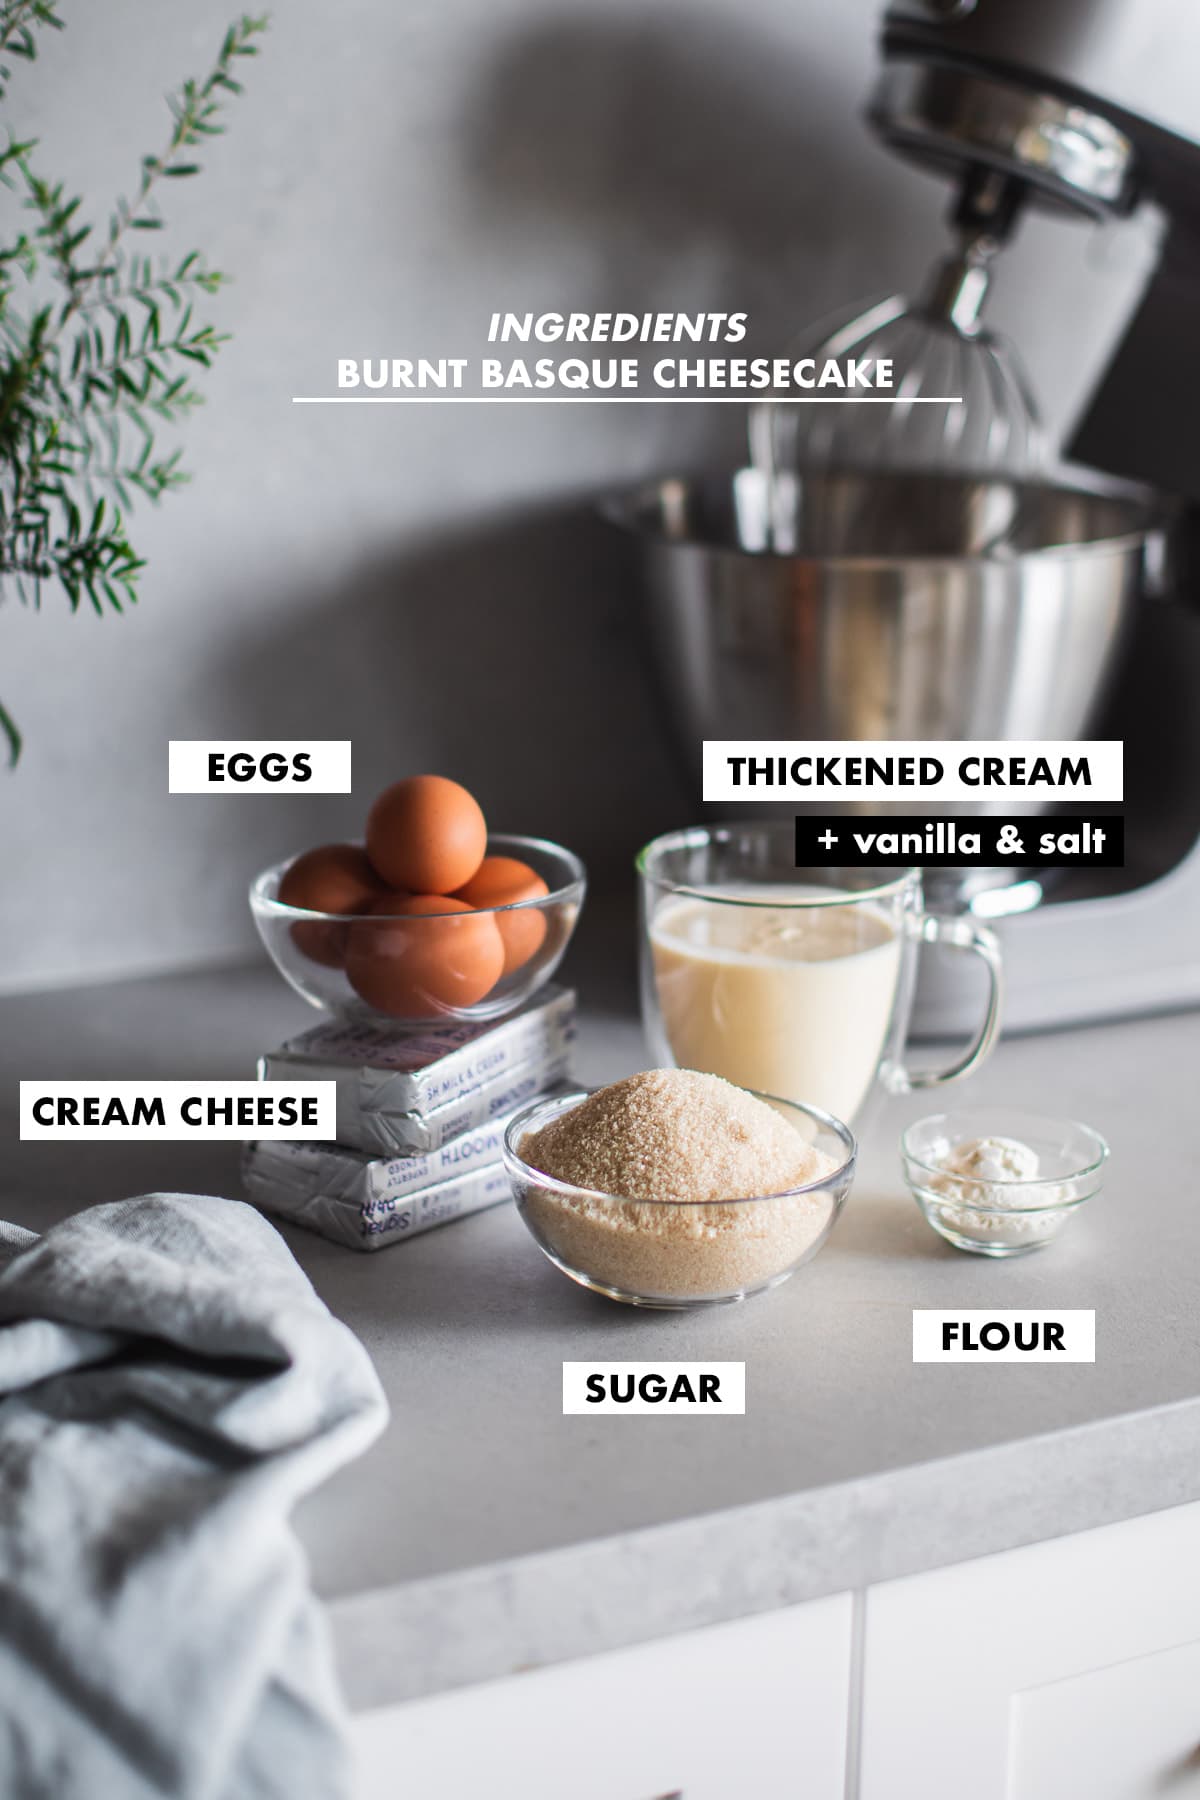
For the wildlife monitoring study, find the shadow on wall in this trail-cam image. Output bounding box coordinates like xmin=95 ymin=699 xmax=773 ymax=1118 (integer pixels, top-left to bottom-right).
xmin=210 ymin=501 xmax=695 ymax=897
xmin=459 ymin=7 xmax=930 ymax=344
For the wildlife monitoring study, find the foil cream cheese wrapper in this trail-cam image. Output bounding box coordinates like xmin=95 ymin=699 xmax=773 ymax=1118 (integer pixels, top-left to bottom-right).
xmin=241 ymin=1087 xmax=570 ymax=1251
xmin=262 ymin=1037 xmax=572 ymax=1156
xmin=259 ymin=984 xmax=576 ymax=1124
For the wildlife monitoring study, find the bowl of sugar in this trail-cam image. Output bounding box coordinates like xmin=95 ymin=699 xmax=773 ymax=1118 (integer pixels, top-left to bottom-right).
xmin=503 ymin=1070 xmax=856 ymax=1308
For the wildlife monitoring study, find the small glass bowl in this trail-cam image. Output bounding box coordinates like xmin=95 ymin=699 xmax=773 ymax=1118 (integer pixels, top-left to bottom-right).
xmin=901 ymin=1108 xmax=1109 ymax=1258
xmin=503 ymin=1088 xmax=857 ymax=1309
xmin=250 ymin=832 xmax=585 ymax=1027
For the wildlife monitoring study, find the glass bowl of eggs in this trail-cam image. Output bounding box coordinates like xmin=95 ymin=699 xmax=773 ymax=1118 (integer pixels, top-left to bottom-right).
xmin=250 ymin=776 xmax=586 ymax=1026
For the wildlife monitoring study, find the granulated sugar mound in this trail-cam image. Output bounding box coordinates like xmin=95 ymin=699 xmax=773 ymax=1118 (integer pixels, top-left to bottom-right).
xmin=516 ymin=1071 xmax=843 ymax=1301
xmin=522 ymin=1069 xmax=828 ymax=1203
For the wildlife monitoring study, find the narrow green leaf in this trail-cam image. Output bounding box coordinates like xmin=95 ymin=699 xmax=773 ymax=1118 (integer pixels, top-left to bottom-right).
xmin=0 ymin=696 xmax=21 ymax=767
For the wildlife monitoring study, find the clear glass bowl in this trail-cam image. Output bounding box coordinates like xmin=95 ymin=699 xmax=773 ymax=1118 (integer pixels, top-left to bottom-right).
xmin=250 ymin=833 xmax=585 ymax=1027
xmin=901 ymin=1107 xmax=1109 ymax=1258
xmin=503 ymin=1088 xmax=856 ymax=1309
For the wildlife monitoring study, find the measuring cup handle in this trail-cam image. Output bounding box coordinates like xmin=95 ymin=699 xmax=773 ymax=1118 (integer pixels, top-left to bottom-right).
xmin=882 ymin=913 xmax=1004 ymax=1095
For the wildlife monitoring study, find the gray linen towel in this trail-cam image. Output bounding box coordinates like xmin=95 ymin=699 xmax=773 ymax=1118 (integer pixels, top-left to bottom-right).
xmin=0 ymin=1193 xmax=388 ymax=1800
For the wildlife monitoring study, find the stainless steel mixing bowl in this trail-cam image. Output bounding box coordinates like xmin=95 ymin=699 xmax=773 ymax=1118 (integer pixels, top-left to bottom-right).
xmin=606 ymin=467 xmax=1160 ymax=802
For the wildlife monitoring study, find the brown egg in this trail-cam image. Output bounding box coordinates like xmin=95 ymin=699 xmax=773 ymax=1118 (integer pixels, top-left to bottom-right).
xmin=278 ymin=844 xmax=387 ymax=968
xmin=366 ymin=775 xmax=487 ymax=894
xmin=454 ymin=855 xmax=550 ymax=975
xmin=345 ymin=893 xmax=504 ymax=1019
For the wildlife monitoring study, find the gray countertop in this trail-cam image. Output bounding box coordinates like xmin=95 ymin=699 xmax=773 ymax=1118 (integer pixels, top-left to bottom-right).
xmin=3 ymin=915 xmax=1199 ymax=1709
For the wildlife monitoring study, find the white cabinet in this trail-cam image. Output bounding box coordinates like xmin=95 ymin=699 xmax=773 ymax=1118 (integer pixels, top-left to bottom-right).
xmin=352 ymin=1593 xmax=852 ymax=1800
xmin=1014 ymin=1637 xmax=1200 ymax=1799
xmin=351 ymin=1501 xmax=1200 ymax=1799
xmin=859 ymin=1499 xmax=1200 ymax=1800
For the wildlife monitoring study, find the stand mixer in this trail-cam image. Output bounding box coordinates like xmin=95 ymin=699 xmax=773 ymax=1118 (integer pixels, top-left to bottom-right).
xmin=613 ymin=0 xmax=1200 ymax=1033
xmin=873 ymin=0 xmax=1200 ymax=502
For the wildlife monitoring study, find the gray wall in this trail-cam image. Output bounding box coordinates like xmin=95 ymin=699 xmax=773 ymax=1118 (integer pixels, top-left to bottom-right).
xmin=0 ymin=0 xmax=1161 ymax=992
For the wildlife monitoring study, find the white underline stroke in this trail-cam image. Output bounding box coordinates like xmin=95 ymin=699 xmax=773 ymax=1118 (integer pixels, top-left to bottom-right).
xmin=291 ymin=395 xmax=965 ymax=404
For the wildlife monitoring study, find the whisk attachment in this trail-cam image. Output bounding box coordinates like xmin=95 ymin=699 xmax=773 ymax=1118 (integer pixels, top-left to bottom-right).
xmin=752 ymin=175 xmax=1043 ymax=485
xmin=921 ymin=231 xmax=996 ymax=336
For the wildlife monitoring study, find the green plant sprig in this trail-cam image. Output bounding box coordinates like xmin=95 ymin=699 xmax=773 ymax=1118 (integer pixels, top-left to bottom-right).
xmin=0 ymin=5 xmax=265 ymax=765
xmin=0 ymin=0 xmax=62 ymax=101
